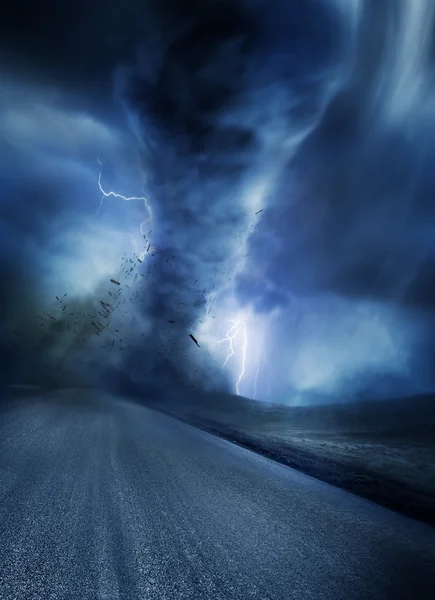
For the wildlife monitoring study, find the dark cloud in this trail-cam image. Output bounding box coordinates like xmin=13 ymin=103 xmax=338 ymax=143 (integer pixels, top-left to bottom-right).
xmin=2 ymin=0 xmax=435 ymax=402
xmin=232 ymin=1 xmax=435 ymax=399
xmin=117 ymin=1 xmax=263 ymax=389
xmin=1 ymin=1 xmax=144 ymax=82
xmin=115 ymin=0 xmax=346 ymax=392
xmin=240 ymin=90 xmax=435 ymax=314
xmin=124 ymin=4 xmax=258 ymax=153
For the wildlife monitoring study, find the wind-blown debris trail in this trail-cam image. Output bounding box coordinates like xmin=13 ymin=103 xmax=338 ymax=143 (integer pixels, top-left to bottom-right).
xmin=25 ymin=229 xmax=237 ymax=389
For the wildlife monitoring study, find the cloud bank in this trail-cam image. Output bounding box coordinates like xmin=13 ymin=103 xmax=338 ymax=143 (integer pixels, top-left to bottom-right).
xmin=1 ymin=1 xmax=435 ymax=403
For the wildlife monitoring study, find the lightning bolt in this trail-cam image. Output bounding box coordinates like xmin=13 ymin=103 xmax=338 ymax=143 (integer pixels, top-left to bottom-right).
xmin=218 ymin=320 xmax=242 ymax=367
xmin=235 ymin=321 xmax=247 ymax=396
xmin=218 ymin=319 xmax=248 ymax=395
xmin=253 ymin=353 xmax=263 ymax=400
xmin=96 ymin=158 xmax=153 ymax=260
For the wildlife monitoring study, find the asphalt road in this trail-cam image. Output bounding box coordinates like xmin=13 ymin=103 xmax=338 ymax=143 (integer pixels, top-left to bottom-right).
xmin=0 ymin=390 xmax=434 ymax=600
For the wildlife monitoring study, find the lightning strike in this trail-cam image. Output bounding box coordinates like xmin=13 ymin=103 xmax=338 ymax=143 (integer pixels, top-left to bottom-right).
xmin=235 ymin=321 xmax=247 ymax=396
xmin=96 ymin=158 xmax=153 ymax=260
xmin=217 ymin=320 xmax=241 ymax=367
xmin=218 ymin=319 xmax=248 ymax=395
xmin=253 ymin=353 xmax=263 ymax=400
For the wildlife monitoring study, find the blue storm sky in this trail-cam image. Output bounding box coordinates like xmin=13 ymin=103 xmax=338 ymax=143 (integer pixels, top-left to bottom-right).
xmin=1 ymin=0 xmax=435 ymax=404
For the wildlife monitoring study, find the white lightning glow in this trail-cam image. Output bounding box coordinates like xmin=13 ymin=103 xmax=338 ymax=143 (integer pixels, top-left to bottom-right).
xmin=253 ymin=359 xmax=261 ymax=400
xmin=96 ymin=158 xmax=153 ymax=260
xmin=236 ymin=321 xmax=247 ymax=396
xmin=218 ymin=319 xmax=248 ymax=395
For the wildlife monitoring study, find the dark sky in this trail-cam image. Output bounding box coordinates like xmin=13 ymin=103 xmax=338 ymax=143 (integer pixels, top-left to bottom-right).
xmin=1 ymin=0 xmax=435 ymax=404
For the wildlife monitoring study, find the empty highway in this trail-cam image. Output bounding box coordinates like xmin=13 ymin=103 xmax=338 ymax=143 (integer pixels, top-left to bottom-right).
xmin=0 ymin=389 xmax=434 ymax=599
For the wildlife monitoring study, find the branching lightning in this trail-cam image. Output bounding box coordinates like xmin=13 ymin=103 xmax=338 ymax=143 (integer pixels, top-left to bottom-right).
xmin=253 ymin=352 xmax=264 ymax=400
xmin=218 ymin=319 xmax=248 ymax=395
xmin=218 ymin=320 xmax=241 ymax=367
xmin=96 ymin=158 xmax=153 ymax=260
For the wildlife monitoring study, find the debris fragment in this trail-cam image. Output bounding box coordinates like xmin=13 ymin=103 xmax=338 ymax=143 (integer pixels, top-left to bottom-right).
xmin=168 ymin=320 xmax=175 ymax=324
xmin=110 ymin=279 xmax=120 ymax=285
xmin=255 ymin=209 xmax=263 ymax=215
xmin=189 ymin=334 xmax=200 ymax=347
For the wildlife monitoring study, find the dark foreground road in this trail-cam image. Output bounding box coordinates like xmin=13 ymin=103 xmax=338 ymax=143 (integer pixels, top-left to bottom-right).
xmin=0 ymin=390 xmax=434 ymax=600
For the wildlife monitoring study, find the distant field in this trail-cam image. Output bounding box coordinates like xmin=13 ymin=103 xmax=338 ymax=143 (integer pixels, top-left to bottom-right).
xmin=148 ymin=392 xmax=435 ymax=525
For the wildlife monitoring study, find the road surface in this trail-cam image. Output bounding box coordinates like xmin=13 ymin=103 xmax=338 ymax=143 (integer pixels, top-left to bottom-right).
xmin=0 ymin=389 xmax=434 ymax=599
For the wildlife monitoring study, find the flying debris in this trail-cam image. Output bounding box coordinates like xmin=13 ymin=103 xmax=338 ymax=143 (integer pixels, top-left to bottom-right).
xmin=255 ymin=209 xmax=263 ymax=215
xmin=92 ymin=322 xmax=103 ymax=335
xmin=110 ymin=279 xmax=120 ymax=285
xmin=168 ymin=320 xmax=175 ymax=324
xmin=189 ymin=334 xmax=200 ymax=347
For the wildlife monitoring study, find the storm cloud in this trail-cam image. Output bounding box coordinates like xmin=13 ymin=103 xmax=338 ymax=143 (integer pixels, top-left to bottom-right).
xmin=1 ymin=0 xmax=435 ymax=403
